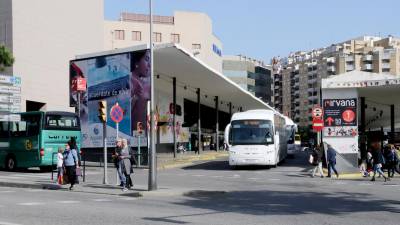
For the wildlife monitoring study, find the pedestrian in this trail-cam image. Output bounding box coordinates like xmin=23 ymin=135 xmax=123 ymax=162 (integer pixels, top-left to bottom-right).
xmin=370 ymin=136 xmax=389 ymax=182
xmin=63 ymin=142 xmax=79 ymax=190
xmin=327 ymin=144 xmax=339 ymax=178
xmin=386 ymin=144 xmax=400 ymax=178
xmin=113 ymin=138 xmax=123 ymax=187
xmin=57 ymin=147 xmax=64 ymax=185
xmin=120 ymin=139 xmax=132 ymax=191
xmin=311 ymin=144 xmax=324 ymax=178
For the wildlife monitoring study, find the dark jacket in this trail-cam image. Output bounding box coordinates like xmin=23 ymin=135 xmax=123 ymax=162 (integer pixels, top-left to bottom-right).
xmin=385 ymin=150 xmax=398 ymax=163
xmin=327 ymin=147 xmax=336 ymax=164
xmin=313 ymin=148 xmax=324 ymax=164
xmin=372 ymin=149 xmax=385 ymax=165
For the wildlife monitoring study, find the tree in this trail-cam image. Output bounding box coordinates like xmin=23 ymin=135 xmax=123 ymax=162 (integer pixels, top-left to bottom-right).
xmin=0 ymin=45 xmax=14 ymax=71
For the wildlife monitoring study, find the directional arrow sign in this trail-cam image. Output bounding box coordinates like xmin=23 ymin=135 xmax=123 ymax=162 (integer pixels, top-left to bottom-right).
xmin=325 ymin=117 xmax=334 ymax=126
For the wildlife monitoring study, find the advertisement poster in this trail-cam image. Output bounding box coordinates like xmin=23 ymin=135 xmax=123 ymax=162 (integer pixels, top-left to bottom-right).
xmin=323 ymin=126 xmax=358 ymax=137
xmin=70 ymin=50 xmax=151 ymax=148
xmin=323 ymin=98 xmax=357 ymax=127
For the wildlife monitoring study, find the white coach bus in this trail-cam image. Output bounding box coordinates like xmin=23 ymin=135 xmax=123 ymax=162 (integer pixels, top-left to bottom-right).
xmin=224 ymin=109 xmax=287 ymax=168
xmin=284 ymin=116 xmax=299 ymax=155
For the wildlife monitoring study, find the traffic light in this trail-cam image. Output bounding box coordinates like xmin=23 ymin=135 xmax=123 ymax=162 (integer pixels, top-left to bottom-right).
xmin=137 ymin=122 xmax=143 ymax=135
xmin=98 ymin=100 xmax=107 ymax=123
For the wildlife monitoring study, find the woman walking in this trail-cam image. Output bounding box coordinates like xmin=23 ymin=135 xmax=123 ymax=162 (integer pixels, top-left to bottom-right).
xmin=311 ymin=144 xmax=324 ymax=178
xmin=63 ymin=142 xmax=79 ymax=190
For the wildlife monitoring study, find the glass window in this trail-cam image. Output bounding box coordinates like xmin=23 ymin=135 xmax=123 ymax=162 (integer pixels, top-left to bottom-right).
xmin=45 ymin=114 xmax=80 ymax=130
xmin=114 ymin=30 xmax=125 ymax=40
xmin=171 ymin=33 xmax=180 ymax=43
xmin=10 ymin=121 xmax=27 ymax=137
xmin=132 ymin=31 xmax=141 ymax=41
xmin=152 ymin=32 xmax=162 ymax=42
xmin=192 ymin=44 xmax=201 ymax=50
xmin=231 ymin=120 xmax=273 ymax=145
xmin=0 ymin=121 xmax=9 ymax=137
xmin=22 ymin=114 xmax=41 ymax=136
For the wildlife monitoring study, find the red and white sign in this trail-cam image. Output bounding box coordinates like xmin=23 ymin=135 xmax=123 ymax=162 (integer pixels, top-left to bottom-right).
xmin=312 ymin=106 xmax=323 ymax=119
xmin=110 ymin=103 xmax=124 ymax=123
xmin=71 ymin=77 xmax=87 ymax=92
xmin=342 ymin=109 xmax=355 ymax=123
xmin=312 ymin=118 xmax=324 ymax=132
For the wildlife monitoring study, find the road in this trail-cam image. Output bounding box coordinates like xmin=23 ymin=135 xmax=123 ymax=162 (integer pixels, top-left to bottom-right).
xmin=1 ymin=151 xmax=400 ymax=225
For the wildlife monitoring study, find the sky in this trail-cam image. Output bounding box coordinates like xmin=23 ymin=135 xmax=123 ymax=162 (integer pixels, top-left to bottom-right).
xmin=104 ymin=0 xmax=400 ymax=63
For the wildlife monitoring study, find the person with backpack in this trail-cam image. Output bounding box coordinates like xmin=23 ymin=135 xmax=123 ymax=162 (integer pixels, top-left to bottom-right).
xmin=63 ymin=141 xmax=79 ymax=190
xmin=327 ymin=144 xmax=339 ymax=178
xmin=311 ymin=144 xmax=324 ymax=178
xmin=370 ymin=137 xmax=389 ymax=182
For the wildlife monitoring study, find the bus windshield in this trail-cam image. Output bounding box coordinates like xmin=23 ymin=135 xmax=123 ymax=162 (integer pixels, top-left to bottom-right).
xmin=231 ymin=120 xmax=273 ymax=145
xmin=45 ymin=114 xmax=80 ymax=130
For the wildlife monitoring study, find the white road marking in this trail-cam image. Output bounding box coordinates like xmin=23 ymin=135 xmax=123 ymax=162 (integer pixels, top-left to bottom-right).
xmin=17 ymin=202 xmax=44 ymax=206
xmin=211 ymin=175 xmax=223 ymax=178
xmin=56 ymin=200 xmax=80 ymax=204
xmin=358 ymin=183 xmax=372 ymax=186
xmin=118 ymin=197 xmax=136 ymax=201
xmin=192 ymin=174 xmax=205 ymax=177
xmin=0 ymin=190 xmax=15 ymax=193
xmin=0 ymin=221 xmax=23 ymax=225
xmin=248 ymin=178 xmax=261 ymax=180
xmin=25 ymin=189 xmax=44 ymax=192
xmin=268 ymin=178 xmax=281 ymax=181
xmin=93 ymin=198 xmax=112 ymax=202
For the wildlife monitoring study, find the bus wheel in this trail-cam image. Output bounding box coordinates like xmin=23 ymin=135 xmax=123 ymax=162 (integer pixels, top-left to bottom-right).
xmin=5 ymin=156 xmax=17 ymax=171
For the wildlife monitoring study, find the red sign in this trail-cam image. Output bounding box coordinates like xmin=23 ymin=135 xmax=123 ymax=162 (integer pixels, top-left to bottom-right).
xmin=312 ymin=106 xmax=323 ymax=119
xmin=71 ymin=77 xmax=87 ymax=92
xmin=342 ymin=109 xmax=355 ymax=123
xmin=312 ymin=118 xmax=324 ymax=132
xmin=110 ymin=103 xmax=124 ymax=123
xmin=325 ymin=117 xmax=334 ymax=126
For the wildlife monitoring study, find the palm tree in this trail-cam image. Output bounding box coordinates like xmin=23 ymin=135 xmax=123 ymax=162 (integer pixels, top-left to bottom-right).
xmin=0 ymin=45 xmax=14 ymax=71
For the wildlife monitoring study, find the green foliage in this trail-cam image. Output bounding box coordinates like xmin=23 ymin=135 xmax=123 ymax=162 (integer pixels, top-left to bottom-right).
xmin=0 ymin=45 xmax=14 ymax=71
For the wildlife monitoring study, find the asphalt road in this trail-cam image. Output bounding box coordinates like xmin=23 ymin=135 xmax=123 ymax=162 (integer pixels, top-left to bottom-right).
xmin=1 ymin=151 xmax=400 ymax=225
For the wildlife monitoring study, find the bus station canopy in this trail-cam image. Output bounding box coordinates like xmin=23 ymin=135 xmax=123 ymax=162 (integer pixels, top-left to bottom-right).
xmin=322 ymin=71 xmax=400 ymax=130
xmin=154 ymin=43 xmax=273 ymax=113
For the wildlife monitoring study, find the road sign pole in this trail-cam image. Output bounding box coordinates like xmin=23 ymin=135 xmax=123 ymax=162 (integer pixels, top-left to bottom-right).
xmin=116 ymin=122 xmax=119 ymax=140
xmin=138 ymin=135 xmax=141 ymax=167
xmin=103 ymin=121 xmax=108 ymax=184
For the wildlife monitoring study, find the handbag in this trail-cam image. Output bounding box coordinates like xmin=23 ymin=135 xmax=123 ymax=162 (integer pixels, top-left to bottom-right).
xmin=76 ymin=167 xmax=82 ymax=176
xmin=309 ymin=155 xmax=314 ymax=164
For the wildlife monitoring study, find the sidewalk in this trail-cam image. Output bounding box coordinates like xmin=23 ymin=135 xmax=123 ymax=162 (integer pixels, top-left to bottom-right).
xmin=0 ymin=151 xmax=228 ymax=197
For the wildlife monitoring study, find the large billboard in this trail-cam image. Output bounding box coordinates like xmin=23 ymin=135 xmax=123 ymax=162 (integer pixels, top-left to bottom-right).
xmin=70 ymin=50 xmax=150 ymax=148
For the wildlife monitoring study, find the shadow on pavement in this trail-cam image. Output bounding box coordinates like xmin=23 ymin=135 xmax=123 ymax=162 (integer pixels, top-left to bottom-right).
xmin=181 ymin=160 xmax=271 ymax=171
xmin=172 ymin=190 xmax=400 ymax=217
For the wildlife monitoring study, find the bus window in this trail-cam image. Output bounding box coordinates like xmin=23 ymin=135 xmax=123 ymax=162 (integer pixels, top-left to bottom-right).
xmin=10 ymin=121 xmax=27 ymax=137
xmin=0 ymin=121 xmax=9 ymax=137
xmin=45 ymin=114 xmax=80 ymax=130
xmin=22 ymin=114 xmax=41 ymax=137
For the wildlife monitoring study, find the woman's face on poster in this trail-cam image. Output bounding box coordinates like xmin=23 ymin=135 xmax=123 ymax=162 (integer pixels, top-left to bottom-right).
xmin=136 ymin=51 xmax=150 ymax=77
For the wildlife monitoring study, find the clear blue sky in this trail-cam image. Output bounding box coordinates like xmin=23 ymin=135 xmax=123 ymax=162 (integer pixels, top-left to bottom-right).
xmin=105 ymin=0 xmax=400 ymax=63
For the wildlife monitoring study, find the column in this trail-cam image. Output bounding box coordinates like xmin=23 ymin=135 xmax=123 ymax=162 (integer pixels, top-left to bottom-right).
xmin=391 ymin=104 xmax=395 ymax=143
xmin=215 ymin=96 xmax=219 ymax=151
xmin=360 ymin=97 xmax=366 ymax=160
xmin=172 ymin=77 xmax=177 ymax=157
xmin=197 ymin=88 xmax=202 ymax=154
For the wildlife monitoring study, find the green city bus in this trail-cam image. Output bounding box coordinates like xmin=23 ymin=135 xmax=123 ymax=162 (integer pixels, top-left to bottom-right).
xmin=0 ymin=111 xmax=81 ymax=171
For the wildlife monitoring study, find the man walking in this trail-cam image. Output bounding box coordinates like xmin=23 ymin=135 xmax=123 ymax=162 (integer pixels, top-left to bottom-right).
xmin=327 ymin=144 xmax=339 ymax=178
xmin=370 ymin=137 xmax=389 ymax=182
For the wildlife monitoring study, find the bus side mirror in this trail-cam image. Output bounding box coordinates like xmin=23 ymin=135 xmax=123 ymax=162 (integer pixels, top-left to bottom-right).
xmin=224 ymin=124 xmax=231 ymax=147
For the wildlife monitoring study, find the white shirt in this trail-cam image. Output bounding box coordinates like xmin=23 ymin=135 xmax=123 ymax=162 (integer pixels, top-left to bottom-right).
xmin=57 ymin=153 xmax=64 ymax=168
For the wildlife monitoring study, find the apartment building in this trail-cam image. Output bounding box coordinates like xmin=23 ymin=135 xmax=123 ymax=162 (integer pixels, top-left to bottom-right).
xmin=0 ymin=0 xmax=104 ymax=112
xmin=272 ymin=35 xmax=400 ymax=129
xmin=223 ymin=55 xmax=272 ymax=104
xmin=104 ymin=11 xmax=223 ymax=72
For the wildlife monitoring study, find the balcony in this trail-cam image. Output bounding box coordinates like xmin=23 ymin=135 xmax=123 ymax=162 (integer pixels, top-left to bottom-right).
xmin=308 ymin=78 xmax=317 ymax=84
xmin=346 ymin=64 xmax=355 ymax=71
xmin=327 ymin=66 xmax=336 ymax=72
xmin=293 ymin=64 xmax=300 ymax=72
xmin=362 ymin=64 xmax=373 ymax=71
xmin=308 ymin=88 xmax=316 ymax=93
xmin=362 ymin=54 xmax=373 ymax=62
xmin=327 ymin=57 xmax=336 ymax=63
xmin=382 ymin=63 xmax=390 ymax=69
xmin=308 ymin=95 xmax=318 ymax=101
xmin=345 ymin=55 xmax=354 ymax=62
xmin=382 ymin=52 xmax=391 ymax=60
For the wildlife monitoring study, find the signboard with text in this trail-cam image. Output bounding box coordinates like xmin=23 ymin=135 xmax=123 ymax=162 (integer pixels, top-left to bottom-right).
xmin=323 ymin=98 xmax=357 ymax=127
